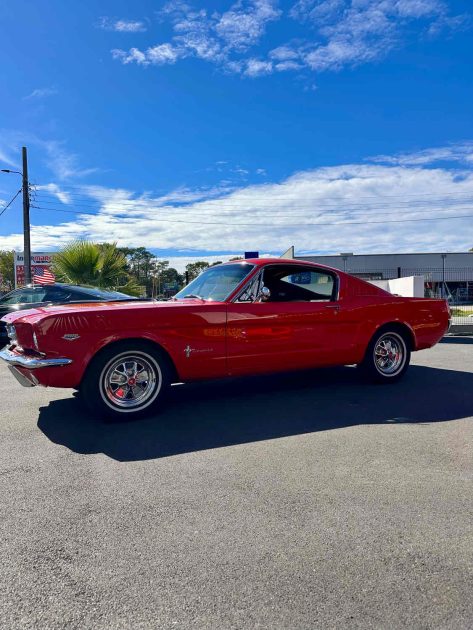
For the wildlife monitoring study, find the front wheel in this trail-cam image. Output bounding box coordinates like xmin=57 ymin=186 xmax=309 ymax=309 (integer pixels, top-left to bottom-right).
xmin=359 ymin=330 xmax=410 ymax=383
xmin=80 ymin=342 xmax=171 ymax=421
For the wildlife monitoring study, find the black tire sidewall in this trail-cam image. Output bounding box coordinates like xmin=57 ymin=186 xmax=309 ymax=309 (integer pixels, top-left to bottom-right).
xmin=81 ymin=341 xmax=170 ymax=421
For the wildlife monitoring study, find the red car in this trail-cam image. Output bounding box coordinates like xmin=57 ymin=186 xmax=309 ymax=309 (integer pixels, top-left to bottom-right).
xmin=0 ymin=259 xmax=450 ymax=420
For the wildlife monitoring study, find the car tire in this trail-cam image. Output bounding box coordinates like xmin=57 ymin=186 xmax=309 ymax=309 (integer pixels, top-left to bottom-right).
xmin=80 ymin=341 xmax=171 ymax=422
xmin=360 ymin=329 xmax=411 ymax=383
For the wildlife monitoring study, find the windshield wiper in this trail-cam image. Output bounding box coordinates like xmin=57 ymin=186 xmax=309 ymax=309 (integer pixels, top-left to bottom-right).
xmin=181 ymin=294 xmax=205 ymax=300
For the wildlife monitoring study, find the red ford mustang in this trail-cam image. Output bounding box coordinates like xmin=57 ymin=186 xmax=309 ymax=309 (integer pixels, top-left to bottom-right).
xmin=0 ymin=259 xmax=450 ymax=420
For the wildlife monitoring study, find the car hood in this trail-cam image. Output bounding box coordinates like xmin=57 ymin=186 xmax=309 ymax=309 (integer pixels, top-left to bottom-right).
xmin=1 ymin=298 xmax=210 ymax=325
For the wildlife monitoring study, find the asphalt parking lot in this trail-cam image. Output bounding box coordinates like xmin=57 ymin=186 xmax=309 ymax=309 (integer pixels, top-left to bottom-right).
xmin=1 ymin=339 xmax=472 ymax=629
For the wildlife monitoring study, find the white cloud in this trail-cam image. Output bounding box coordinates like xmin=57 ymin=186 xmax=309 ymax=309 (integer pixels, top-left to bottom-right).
xmin=269 ymin=45 xmax=301 ymax=61
xmin=146 ymin=43 xmax=181 ymax=64
xmin=112 ymin=47 xmax=149 ymax=65
xmin=275 ymin=60 xmax=303 ymax=71
xmin=112 ymin=43 xmax=183 ymax=66
xmin=43 ymin=141 xmax=99 ymax=180
xmin=244 ymin=58 xmax=273 ymax=76
xmin=0 ymin=147 xmax=18 ymax=169
xmin=3 ymin=143 xmax=473 ymax=258
xmin=35 ymin=183 xmax=71 ymax=205
xmin=113 ymin=0 xmax=280 ymax=72
xmin=111 ymin=0 xmax=468 ymax=78
xmin=427 ymin=12 xmax=471 ymax=36
xmin=97 ymin=17 xmax=147 ymax=32
xmin=0 ymin=130 xmax=99 ymax=182
xmin=23 ymin=87 xmax=57 ymax=100
xmin=371 ymin=143 xmax=473 ymax=166
xmin=292 ymin=0 xmax=444 ymax=72
xmin=215 ymin=0 xmax=281 ymax=50
xmin=394 ymin=0 xmax=444 ymax=19
xmin=158 ymin=254 xmax=241 ymax=272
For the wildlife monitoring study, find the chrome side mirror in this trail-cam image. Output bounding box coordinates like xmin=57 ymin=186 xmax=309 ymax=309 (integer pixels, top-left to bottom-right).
xmin=258 ymin=286 xmax=271 ymax=302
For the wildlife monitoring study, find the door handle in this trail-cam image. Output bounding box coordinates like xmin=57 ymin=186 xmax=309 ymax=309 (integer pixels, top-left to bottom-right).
xmin=325 ymin=304 xmax=340 ymax=312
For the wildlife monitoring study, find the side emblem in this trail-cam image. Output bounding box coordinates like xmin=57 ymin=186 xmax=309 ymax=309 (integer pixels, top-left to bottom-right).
xmin=62 ymin=334 xmax=81 ymax=341
xmin=184 ymin=345 xmax=213 ymax=358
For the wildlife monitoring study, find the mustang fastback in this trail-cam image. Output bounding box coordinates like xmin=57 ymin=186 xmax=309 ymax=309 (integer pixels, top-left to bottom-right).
xmin=0 ymin=259 xmax=450 ymax=420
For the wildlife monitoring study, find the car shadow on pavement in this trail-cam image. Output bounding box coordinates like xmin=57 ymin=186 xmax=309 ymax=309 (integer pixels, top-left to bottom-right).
xmin=37 ymin=364 xmax=473 ymax=462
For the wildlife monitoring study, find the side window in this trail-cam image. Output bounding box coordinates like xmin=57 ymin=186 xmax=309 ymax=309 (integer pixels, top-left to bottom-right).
xmin=15 ymin=288 xmax=47 ymax=304
xmin=28 ymin=288 xmax=48 ymax=303
xmin=44 ymin=287 xmax=70 ymax=302
xmin=264 ymin=267 xmax=336 ymax=302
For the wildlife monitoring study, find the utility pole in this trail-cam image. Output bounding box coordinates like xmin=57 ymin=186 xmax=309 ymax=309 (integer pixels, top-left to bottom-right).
xmin=22 ymin=147 xmax=32 ymax=285
xmin=1 ymin=146 xmax=32 ymax=285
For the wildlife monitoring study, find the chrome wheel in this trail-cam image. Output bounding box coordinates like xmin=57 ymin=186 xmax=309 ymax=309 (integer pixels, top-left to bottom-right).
xmin=100 ymin=352 xmax=162 ymax=410
xmin=373 ymin=333 xmax=406 ymax=376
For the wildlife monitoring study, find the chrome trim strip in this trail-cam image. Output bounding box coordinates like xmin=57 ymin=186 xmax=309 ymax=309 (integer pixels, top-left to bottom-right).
xmin=0 ymin=347 xmax=73 ymax=369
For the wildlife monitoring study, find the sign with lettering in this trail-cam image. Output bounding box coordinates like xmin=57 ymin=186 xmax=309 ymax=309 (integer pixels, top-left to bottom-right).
xmin=14 ymin=252 xmax=54 ymax=288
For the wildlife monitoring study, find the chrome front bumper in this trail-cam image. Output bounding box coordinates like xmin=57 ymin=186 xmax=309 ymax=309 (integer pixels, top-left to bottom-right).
xmin=0 ymin=347 xmax=73 ymax=369
xmin=0 ymin=347 xmax=73 ymax=388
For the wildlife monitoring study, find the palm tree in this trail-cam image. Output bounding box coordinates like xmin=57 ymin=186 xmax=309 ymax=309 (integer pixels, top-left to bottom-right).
xmin=52 ymin=240 xmax=142 ymax=296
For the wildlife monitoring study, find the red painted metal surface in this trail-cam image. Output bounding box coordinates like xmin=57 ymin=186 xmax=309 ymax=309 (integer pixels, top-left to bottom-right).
xmin=2 ymin=259 xmax=450 ymax=390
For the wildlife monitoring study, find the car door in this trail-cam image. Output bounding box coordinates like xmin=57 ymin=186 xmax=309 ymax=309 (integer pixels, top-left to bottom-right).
xmin=226 ymin=265 xmax=346 ymax=376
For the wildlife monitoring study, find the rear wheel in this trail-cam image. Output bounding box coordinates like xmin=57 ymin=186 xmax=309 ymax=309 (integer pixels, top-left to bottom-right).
xmin=81 ymin=341 xmax=170 ymax=421
xmin=360 ymin=330 xmax=410 ymax=383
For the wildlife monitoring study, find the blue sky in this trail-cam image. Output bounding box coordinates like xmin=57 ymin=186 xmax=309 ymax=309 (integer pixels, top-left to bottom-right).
xmin=0 ymin=0 xmax=472 ymax=269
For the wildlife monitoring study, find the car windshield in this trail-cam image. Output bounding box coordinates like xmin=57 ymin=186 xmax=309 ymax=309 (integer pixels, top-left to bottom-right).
xmin=174 ymin=263 xmax=254 ymax=302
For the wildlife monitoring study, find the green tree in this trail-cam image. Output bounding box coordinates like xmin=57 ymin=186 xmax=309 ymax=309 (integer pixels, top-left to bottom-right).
xmin=52 ymin=240 xmax=142 ymax=296
xmin=118 ymin=246 xmax=156 ymax=295
xmin=147 ymin=261 xmax=183 ymax=296
xmin=186 ymin=261 xmax=210 ymax=281
xmin=0 ymin=250 xmax=15 ymax=291
xmin=160 ymin=266 xmax=181 ymax=285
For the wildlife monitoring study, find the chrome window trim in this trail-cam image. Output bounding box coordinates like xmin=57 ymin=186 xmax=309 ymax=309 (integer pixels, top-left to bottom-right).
xmin=232 ymin=269 xmax=264 ymax=303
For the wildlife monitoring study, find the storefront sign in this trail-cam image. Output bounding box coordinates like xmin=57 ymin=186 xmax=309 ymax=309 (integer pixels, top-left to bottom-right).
xmin=14 ymin=252 xmax=54 ymax=287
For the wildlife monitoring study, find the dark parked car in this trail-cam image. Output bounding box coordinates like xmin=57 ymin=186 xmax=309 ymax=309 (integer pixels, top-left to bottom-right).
xmin=0 ymin=283 xmax=137 ymax=346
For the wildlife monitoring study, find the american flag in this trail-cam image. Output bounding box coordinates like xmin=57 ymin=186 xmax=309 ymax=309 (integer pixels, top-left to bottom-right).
xmin=33 ymin=266 xmax=55 ymax=285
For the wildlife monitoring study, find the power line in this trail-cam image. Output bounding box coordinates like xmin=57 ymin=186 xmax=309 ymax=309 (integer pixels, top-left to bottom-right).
xmin=0 ymin=188 xmax=22 ymax=218
xmin=31 ymin=204 xmax=473 ymax=228
xmin=32 ymin=195 xmax=473 ymax=217
xmin=32 ymin=197 xmax=473 ymax=220
xmin=33 ymin=190 xmax=473 ymax=210
xmin=30 ymin=181 xmax=473 ymax=201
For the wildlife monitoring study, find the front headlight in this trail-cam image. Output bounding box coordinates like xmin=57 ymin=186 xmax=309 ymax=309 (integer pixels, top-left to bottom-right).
xmin=6 ymin=324 xmax=17 ymax=345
